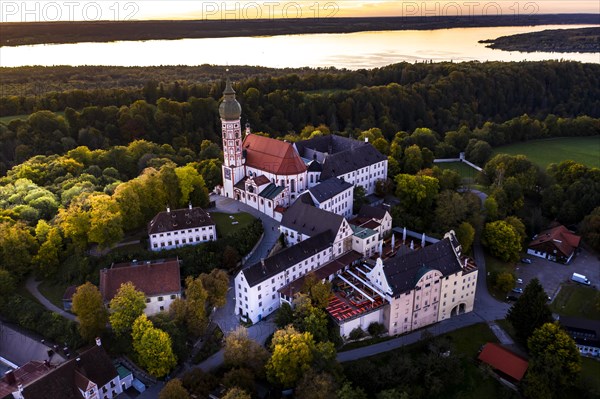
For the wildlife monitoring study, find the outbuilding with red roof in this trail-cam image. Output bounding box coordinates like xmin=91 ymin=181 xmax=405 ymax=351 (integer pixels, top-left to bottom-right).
xmin=527 ymin=225 xmax=581 ymax=264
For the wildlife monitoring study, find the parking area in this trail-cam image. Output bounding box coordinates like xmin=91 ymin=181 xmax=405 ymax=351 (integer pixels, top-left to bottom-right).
xmin=514 ymin=248 xmax=600 ymax=300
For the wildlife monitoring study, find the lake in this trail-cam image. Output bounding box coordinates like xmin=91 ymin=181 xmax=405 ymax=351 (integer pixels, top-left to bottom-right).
xmin=1 ymin=24 xmax=598 ymax=69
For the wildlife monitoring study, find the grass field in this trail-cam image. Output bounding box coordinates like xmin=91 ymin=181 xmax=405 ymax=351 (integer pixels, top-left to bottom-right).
xmin=484 ymin=252 xmax=516 ymax=300
xmin=210 ymin=212 xmax=256 ymax=238
xmin=437 ymin=161 xmax=481 ymax=180
xmin=491 ymin=136 xmax=600 ymax=169
xmin=550 ymin=284 xmax=600 ymax=320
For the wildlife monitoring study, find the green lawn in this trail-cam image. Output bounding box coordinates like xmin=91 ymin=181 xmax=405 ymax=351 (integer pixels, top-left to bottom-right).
xmin=437 ymin=161 xmax=481 ymax=180
xmin=210 ymin=212 xmax=256 ymax=238
xmin=344 ymin=323 xmax=514 ymax=399
xmin=550 ymin=284 xmax=600 ymax=320
xmin=38 ymin=280 xmax=71 ymax=310
xmin=484 ymin=252 xmax=516 ymax=300
xmin=491 ymin=136 xmax=600 ymax=169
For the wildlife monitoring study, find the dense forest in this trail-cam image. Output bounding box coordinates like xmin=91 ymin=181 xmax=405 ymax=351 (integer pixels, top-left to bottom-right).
xmin=480 ymin=27 xmax=600 ymax=53
xmin=2 ymin=61 xmax=599 ymax=173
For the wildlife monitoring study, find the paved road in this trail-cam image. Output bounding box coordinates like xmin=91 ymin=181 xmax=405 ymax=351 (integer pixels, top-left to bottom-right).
xmin=25 ymin=276 xmax=77 ymax=322
xmin=193 ymin=195 xmax=279 ymax=372
xmin=338 ymin=240 xmax=510 ymax=362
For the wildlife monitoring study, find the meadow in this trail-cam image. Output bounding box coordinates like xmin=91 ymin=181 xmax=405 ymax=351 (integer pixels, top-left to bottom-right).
xmin=491 ymin=136 xmax=600 ymax=169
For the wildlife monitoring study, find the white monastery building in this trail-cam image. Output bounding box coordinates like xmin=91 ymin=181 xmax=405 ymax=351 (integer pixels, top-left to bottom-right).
xmin=215 ymin=77 xmax=388 ymax=220
xmin=148 ymin=205 xmax=216 ymax=251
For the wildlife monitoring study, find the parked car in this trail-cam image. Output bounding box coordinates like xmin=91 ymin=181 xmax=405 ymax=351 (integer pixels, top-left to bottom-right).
xmin=520 ymin=258 xmax=533 ymax=264
xmin=506 ymin=294 xmax=520 ymax=301
xmin=512 ymin=287 xmax=524 ymax=294
xmin=516 ymin=278 xmax=523 ymax=284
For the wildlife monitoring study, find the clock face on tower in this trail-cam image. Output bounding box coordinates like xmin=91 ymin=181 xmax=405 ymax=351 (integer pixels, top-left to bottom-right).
xmin=224 ymin=168 xmax=231 ymax=180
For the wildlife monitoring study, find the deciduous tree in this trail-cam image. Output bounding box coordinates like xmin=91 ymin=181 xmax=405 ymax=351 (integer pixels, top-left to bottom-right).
xmin=185 ymin=276 xmax=208 ymax=336
xmin=159 ymin=379 xmax=189 ymax=399
xmin=200 ymin=269 xmax=229 ymax=308
xmin=222 ymin=387 xmax=251 ymax=399
xmin=132 ymin=314 xmax=176 ymax=378
xmin=495 ymin=272 xmax=515 ymax=294
xmin=295 ymin=370 xmax=337 ymax=399
xmin=483 ymin=220 xmax=521 ymax=262
xmin=524 ymin=322 xmax=582 ymax=399
xmin=266 ymin=325 xmax=315 ymax=387
xmin=223 ymin=327 xmax=269 ymax=373
xmin=71 ymin=282 xmax=107 ymax=342
xmin=109 ymin=282 xmax=146 ymax=336
xmin=455 ymin=221 xmax=475 ymax=253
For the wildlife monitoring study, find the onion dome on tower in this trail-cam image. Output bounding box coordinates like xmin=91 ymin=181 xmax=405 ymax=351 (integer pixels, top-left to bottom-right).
xmin=219 ymin=76 xmax=242 ymax=120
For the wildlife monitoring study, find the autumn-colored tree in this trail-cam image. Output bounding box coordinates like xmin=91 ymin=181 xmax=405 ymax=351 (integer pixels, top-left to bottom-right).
xmin=223 ymin=327 xmax=269 ymax=374
xmin=71 ymin=282 xmax=108 ymax=342
xmin=524 ymin=322 xmax=582 ymax=399
xmin=132 ymin=314 xmax=177 ymax=377
xmin=0 ymin=221 xmax=38 ymax=280
xmin=455 ymin=222 xmax=475 ymax=253
xmin=293 ymin=295 xmax=329 ymax=343
xmin=222 ymin=387 xmax=251 ymax=399
xmin=295 ymin=370 xmax=337 ymax=399
xmin=482 ymin=220 xmax=522 ymax=262
xmin=185 ymin=275 xmax=209 ymax=336
xmin=87 ymin=193 xmax=124 ymax=249
xmin=32 ymin=227 xmax=62 ymax=278
xmin=109 ymin=282 xmax=146 ymax=336
xmin=266 ymin=325 xmax=315 ymax=387
xmin=159 ymin=379 xmax=190 ymax=399
xmin=200 ymin=269 xmax=229 ymax=308
xmin=222 ymin=368 xmax=255 ymax=395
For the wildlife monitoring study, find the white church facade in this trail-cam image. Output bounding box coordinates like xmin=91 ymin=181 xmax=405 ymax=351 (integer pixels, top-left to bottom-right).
xmin=215 ymin=77 xmax=388 ymax=220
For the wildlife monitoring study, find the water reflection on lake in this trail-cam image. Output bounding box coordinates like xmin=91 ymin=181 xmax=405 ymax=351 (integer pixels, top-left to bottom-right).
xmin=1 ymin=24 xmax=598 ymax=68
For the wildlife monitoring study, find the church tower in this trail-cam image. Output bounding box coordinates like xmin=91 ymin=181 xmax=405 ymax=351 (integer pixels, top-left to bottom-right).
xmin=219 ymin=76 xmax=245 ymax=198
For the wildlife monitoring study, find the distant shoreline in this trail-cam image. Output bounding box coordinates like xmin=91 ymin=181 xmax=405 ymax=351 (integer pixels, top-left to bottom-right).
xmin=2 ymin=14 xmax=599 ymax=47
xmin=480 ymin=27 xmax=600 ymax=53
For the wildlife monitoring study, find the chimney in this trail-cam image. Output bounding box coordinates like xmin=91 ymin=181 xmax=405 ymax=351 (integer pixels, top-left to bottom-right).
xmin=95 ymin=337 xmax=102 ymax=347
xmin=245 ymin=122 xmax=251 ymax=136
xmin=166 ymin=206 xmax=170 ymax=213
xmin=188 ymin=202 xmax=193 ymax=210
xmin=261 ymin=258 xmax=266 ymax=274
xmin=5 ymin=370 xmax=16 ymax=385
xmin=365 ymin=137 xmax=369 ymax=143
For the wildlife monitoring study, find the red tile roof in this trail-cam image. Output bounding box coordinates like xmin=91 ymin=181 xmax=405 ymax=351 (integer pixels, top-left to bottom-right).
xmin=252 ymin=175 xmax=271 ymax=186
xmin=478 ymin=343 xmax=529 ymax=381
xmin=528 ymin=225 xmax=581 ymax=258
xmin=99 ymin=258 xmax=181 ymax=302
xmin=243 ymin=134 xmax=307 ymax=175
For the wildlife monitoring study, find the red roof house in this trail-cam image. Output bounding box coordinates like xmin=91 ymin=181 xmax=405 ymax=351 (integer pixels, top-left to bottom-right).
xmin=99 ymin=258 xmax=182 ymax=315
xmin=478 ymin=343 xmax=529 ymax=382
xmin=243 ymin=134 xmax=307 ymax=175
xmin=527 ymin=225 xmax=581 ymax=264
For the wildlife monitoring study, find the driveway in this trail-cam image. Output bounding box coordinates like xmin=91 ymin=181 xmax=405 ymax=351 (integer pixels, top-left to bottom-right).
xmin=25 ymin=277 xmax=77 ymax=322
xmin=515 ymin=248 xmax=600 ymax=300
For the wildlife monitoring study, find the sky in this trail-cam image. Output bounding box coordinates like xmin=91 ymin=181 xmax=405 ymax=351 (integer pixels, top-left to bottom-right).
xmin=1 ymin=1 xmax=598 ymax=22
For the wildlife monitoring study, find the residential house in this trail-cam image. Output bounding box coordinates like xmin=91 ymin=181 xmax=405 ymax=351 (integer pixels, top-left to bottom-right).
xmin=527 ymin=225 xmax=581 ymax=264
xmin=99 ymin=258 xmax=182 ymax=315
xmin=0 ymin=339 xmax=131 ymax=399
xmin=148 ymin=204 xmax=216 ymax=251
xmin=559 ymin=316 xmax=600 ymax=357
